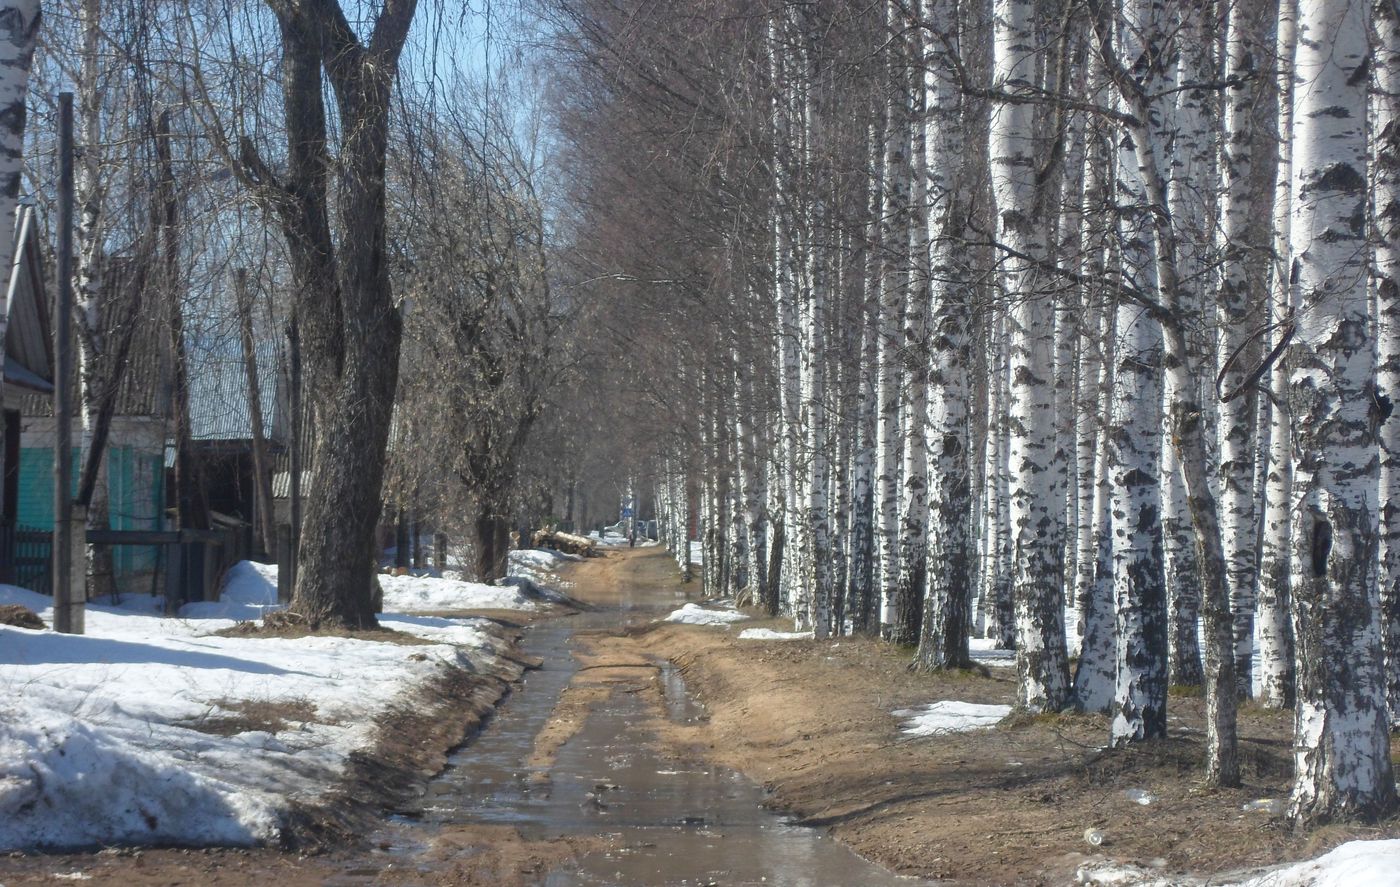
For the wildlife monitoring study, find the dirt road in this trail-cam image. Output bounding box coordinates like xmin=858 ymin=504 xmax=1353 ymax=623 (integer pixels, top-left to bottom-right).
xmin=4 ymin=548 xmax=1393 ymax=885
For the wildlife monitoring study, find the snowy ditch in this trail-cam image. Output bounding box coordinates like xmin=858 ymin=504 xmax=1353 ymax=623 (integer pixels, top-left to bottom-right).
xmin=0 ymin=551 xmax=571 ymax=851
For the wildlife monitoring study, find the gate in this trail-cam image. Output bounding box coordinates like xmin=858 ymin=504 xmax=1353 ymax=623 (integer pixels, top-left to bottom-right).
xmin=0 ymin=521 xmax=52 ymax=594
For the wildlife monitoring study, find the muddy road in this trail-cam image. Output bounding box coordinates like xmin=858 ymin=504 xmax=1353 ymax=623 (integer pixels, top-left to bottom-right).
xmin=0 ymin=549 xmax=922 ymax=886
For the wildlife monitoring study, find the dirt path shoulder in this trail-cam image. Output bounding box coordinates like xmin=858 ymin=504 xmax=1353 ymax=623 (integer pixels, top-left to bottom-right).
xmin=596 ymin=549 xmax=1400 ymax=886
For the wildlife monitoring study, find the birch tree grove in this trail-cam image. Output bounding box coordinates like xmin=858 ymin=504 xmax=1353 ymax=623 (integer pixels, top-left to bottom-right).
xmin=540 ymin=0 xmax=1400 ymax=823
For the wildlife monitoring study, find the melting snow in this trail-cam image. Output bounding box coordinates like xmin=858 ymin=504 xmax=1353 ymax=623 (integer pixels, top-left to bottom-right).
xmin=1076 ymin=839 xmax=1400 ymax=886
xmin=664 ymin=603 xmax=749 ymax=625
xmin=738 ymin=628 xmax=813 ymax=641
xmin=893 ymin=700 xmax=1012 ymax=736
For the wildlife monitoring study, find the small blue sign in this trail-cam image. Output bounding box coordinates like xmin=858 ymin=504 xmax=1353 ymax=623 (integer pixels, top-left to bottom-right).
xmin=621 ymin=507 xmax=634 ymax=518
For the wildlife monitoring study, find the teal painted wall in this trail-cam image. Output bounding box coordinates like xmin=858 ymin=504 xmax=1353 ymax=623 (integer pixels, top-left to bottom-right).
xmin=17 ymin=445 xmax=163 ymax=576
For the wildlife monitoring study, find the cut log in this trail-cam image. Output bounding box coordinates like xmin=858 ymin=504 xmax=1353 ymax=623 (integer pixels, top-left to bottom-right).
xmin=531 ymin=529 xmax=600 ymax=558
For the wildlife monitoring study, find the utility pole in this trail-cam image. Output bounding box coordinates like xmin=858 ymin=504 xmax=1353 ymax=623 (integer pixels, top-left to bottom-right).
xmin=53 ymin=93 xmax=82 ymax=634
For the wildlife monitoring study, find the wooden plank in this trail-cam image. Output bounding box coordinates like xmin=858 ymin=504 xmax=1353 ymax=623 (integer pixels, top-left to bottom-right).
xmin=85 ymin=528 xmax=228 ymax=545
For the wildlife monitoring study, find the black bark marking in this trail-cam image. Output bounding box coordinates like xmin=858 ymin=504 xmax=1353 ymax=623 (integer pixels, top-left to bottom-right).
xmin=1312 ymin=162 xmax=1367 ymax=194
xmin=1311 ymin=519 xmax=1332 ymax=578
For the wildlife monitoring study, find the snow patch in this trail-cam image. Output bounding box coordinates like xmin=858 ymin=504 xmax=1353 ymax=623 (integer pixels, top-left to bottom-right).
xmin=1226 ymin=839 xmax=1400 ymax=887
xmin=1075 ymin=840 xmax=1400 ymax=887
xmin=506 ymin=547 xmax=577 ymax=591
xmin=738 ymin=628 xmax=813 ymax=641
xmin=664 ymin=603 xmax=749 ymax=626
xmin=893 ymin=701 xmax=1012 ymax=736
xmin=379 ymin=572 xmax=539 ymax=612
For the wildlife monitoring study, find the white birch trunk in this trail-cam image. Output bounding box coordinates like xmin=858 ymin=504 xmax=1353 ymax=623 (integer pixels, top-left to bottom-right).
xmin=1285 ymin=0 xmax=1398 ymax=822
xmin=915 ymin=0 xmax=974 ymax=669
xmin=848 ymin=167 xmax=881 ymax=633
xmin=1162 ymin=0 xmax=1215 ymax=689
xmin=992 ymin=0 xmax=1069 ymax=711
xmin=1373 ymin=0 xmax=1400 ymax=725
xmin=1108 ymin=0 xmax=1169 ymax=740
xmin=876 ymin=0 xmax=911 ymax=636
xmin=1255 ymin=0 xmax=1296 ymax=710
xmin=1094 ymin=0 xmax=1241 ymax=786
xmin=1073 ymin=296 xmax=1117 ymax=712
xmin=1217 ymin=0 xmax=1270 ymax=697
xmin=892 ymin=0 xmax=930 ymax=646
xmin=1109 ymin=271 xmax=1166 ymax=744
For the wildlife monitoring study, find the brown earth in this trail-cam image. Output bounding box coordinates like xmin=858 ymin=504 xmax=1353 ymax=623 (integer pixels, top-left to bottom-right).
xmin=594 ymin=548 xmax=1400 ymax=885
xmin=0 ymin=603 xmax=45 ymax=629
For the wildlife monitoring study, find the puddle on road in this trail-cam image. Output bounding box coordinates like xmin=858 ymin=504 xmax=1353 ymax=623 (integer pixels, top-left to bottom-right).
xmin=366 ymin=579 xmax=928 ymax=886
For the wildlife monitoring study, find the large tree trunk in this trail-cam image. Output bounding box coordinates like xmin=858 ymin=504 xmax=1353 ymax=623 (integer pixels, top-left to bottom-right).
xmin=248 ymin=1 xmax=416 ymax=629
xmin=1285 ymin=0 xmax=1397 ymax=823
xmin=1161 ymin=0 xmax=1215 ymax=690
xmin=1073 ymin=295 xmax=1116 ymax=713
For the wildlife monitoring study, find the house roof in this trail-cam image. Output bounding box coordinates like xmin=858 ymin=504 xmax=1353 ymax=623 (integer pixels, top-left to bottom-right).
xmin=19 ymin=251 xmax=170 ymax=419
xmin=4 ymin=204 xmax=54 ymax=398
xmin=184 ymin=337 xmax=282 ymax=442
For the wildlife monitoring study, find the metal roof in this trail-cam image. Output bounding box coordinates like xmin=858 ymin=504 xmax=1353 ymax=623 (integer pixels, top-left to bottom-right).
xmin=184 ymin=338 xmax=282 ymax=442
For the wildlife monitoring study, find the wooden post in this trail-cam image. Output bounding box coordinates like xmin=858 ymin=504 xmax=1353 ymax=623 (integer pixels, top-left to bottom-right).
xmin=159 ymin=110 xmax=210 ymax=534
xmin=394 ymin=507 xmax=408 ymax=568
xmin=234 ymin=268 xmax=275 ymax=557
xmin=163 ymin=541 xmax=183 ymax=613
xmin=53 ymin=93 xmax=81 ymax=634
xmin=412 ymin=508 xmax=424 ymax=570
xmin=276 ymin=523 xmax=293 ymax=604
xmin=61 ymin=505 xmax=87 ymax=632
xmin=286 ymin=316 xmax=301 ymax=593
xmin=434 ymin=532 xmax=447 ymax=572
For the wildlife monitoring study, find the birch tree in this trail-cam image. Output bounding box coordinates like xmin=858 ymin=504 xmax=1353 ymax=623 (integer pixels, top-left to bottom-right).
xmin=1255 ymin=0 xmax=1296 ymax=710
xmin=915 ymin=0 xmax=975 ymax=670
xmin=1284 ymin=0 xmax=1397 ymax=823
xmin=992 ymin=0 xmax=1070 ymax=711
xmin=1216 ymin=0 xmax=1272 ymax=696
xmin=1374 ymin=0 xmax=1400 ymax=723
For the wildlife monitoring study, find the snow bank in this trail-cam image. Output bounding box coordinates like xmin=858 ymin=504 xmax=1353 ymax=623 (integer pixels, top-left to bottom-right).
xmin=1228 ymin=840 xmax=1400 ymax=887
xmin=893 ymin=701 xmax=1012 ymax=736
xmin=1076 ymin=840 xmax=1400 ymax=886
xmin=738 ymin=628 xmax=813 ymax=641
xmin=665 ymin=603 xmax=749 ymax=626
xmin=0 ymin=579 xmax=514 ymax=851
xmin=181 ymin=561 xmax=284 ymax=620
xmin=507 ymin=548 xmax=578 ymax=590
xmin=379 ymin=572 xmax=539 ymax=612
xmin=184 ymin=560 xmax=545 ymax=617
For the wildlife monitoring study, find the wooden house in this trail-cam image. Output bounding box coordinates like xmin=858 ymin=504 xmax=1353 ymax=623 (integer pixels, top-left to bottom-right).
xmin=0 ymin=204 xmax=56 ymax=586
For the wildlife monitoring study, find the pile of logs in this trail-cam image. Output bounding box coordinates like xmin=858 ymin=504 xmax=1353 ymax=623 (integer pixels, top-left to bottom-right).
xmin=531 ymin=529 xmax=600 ymax=557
